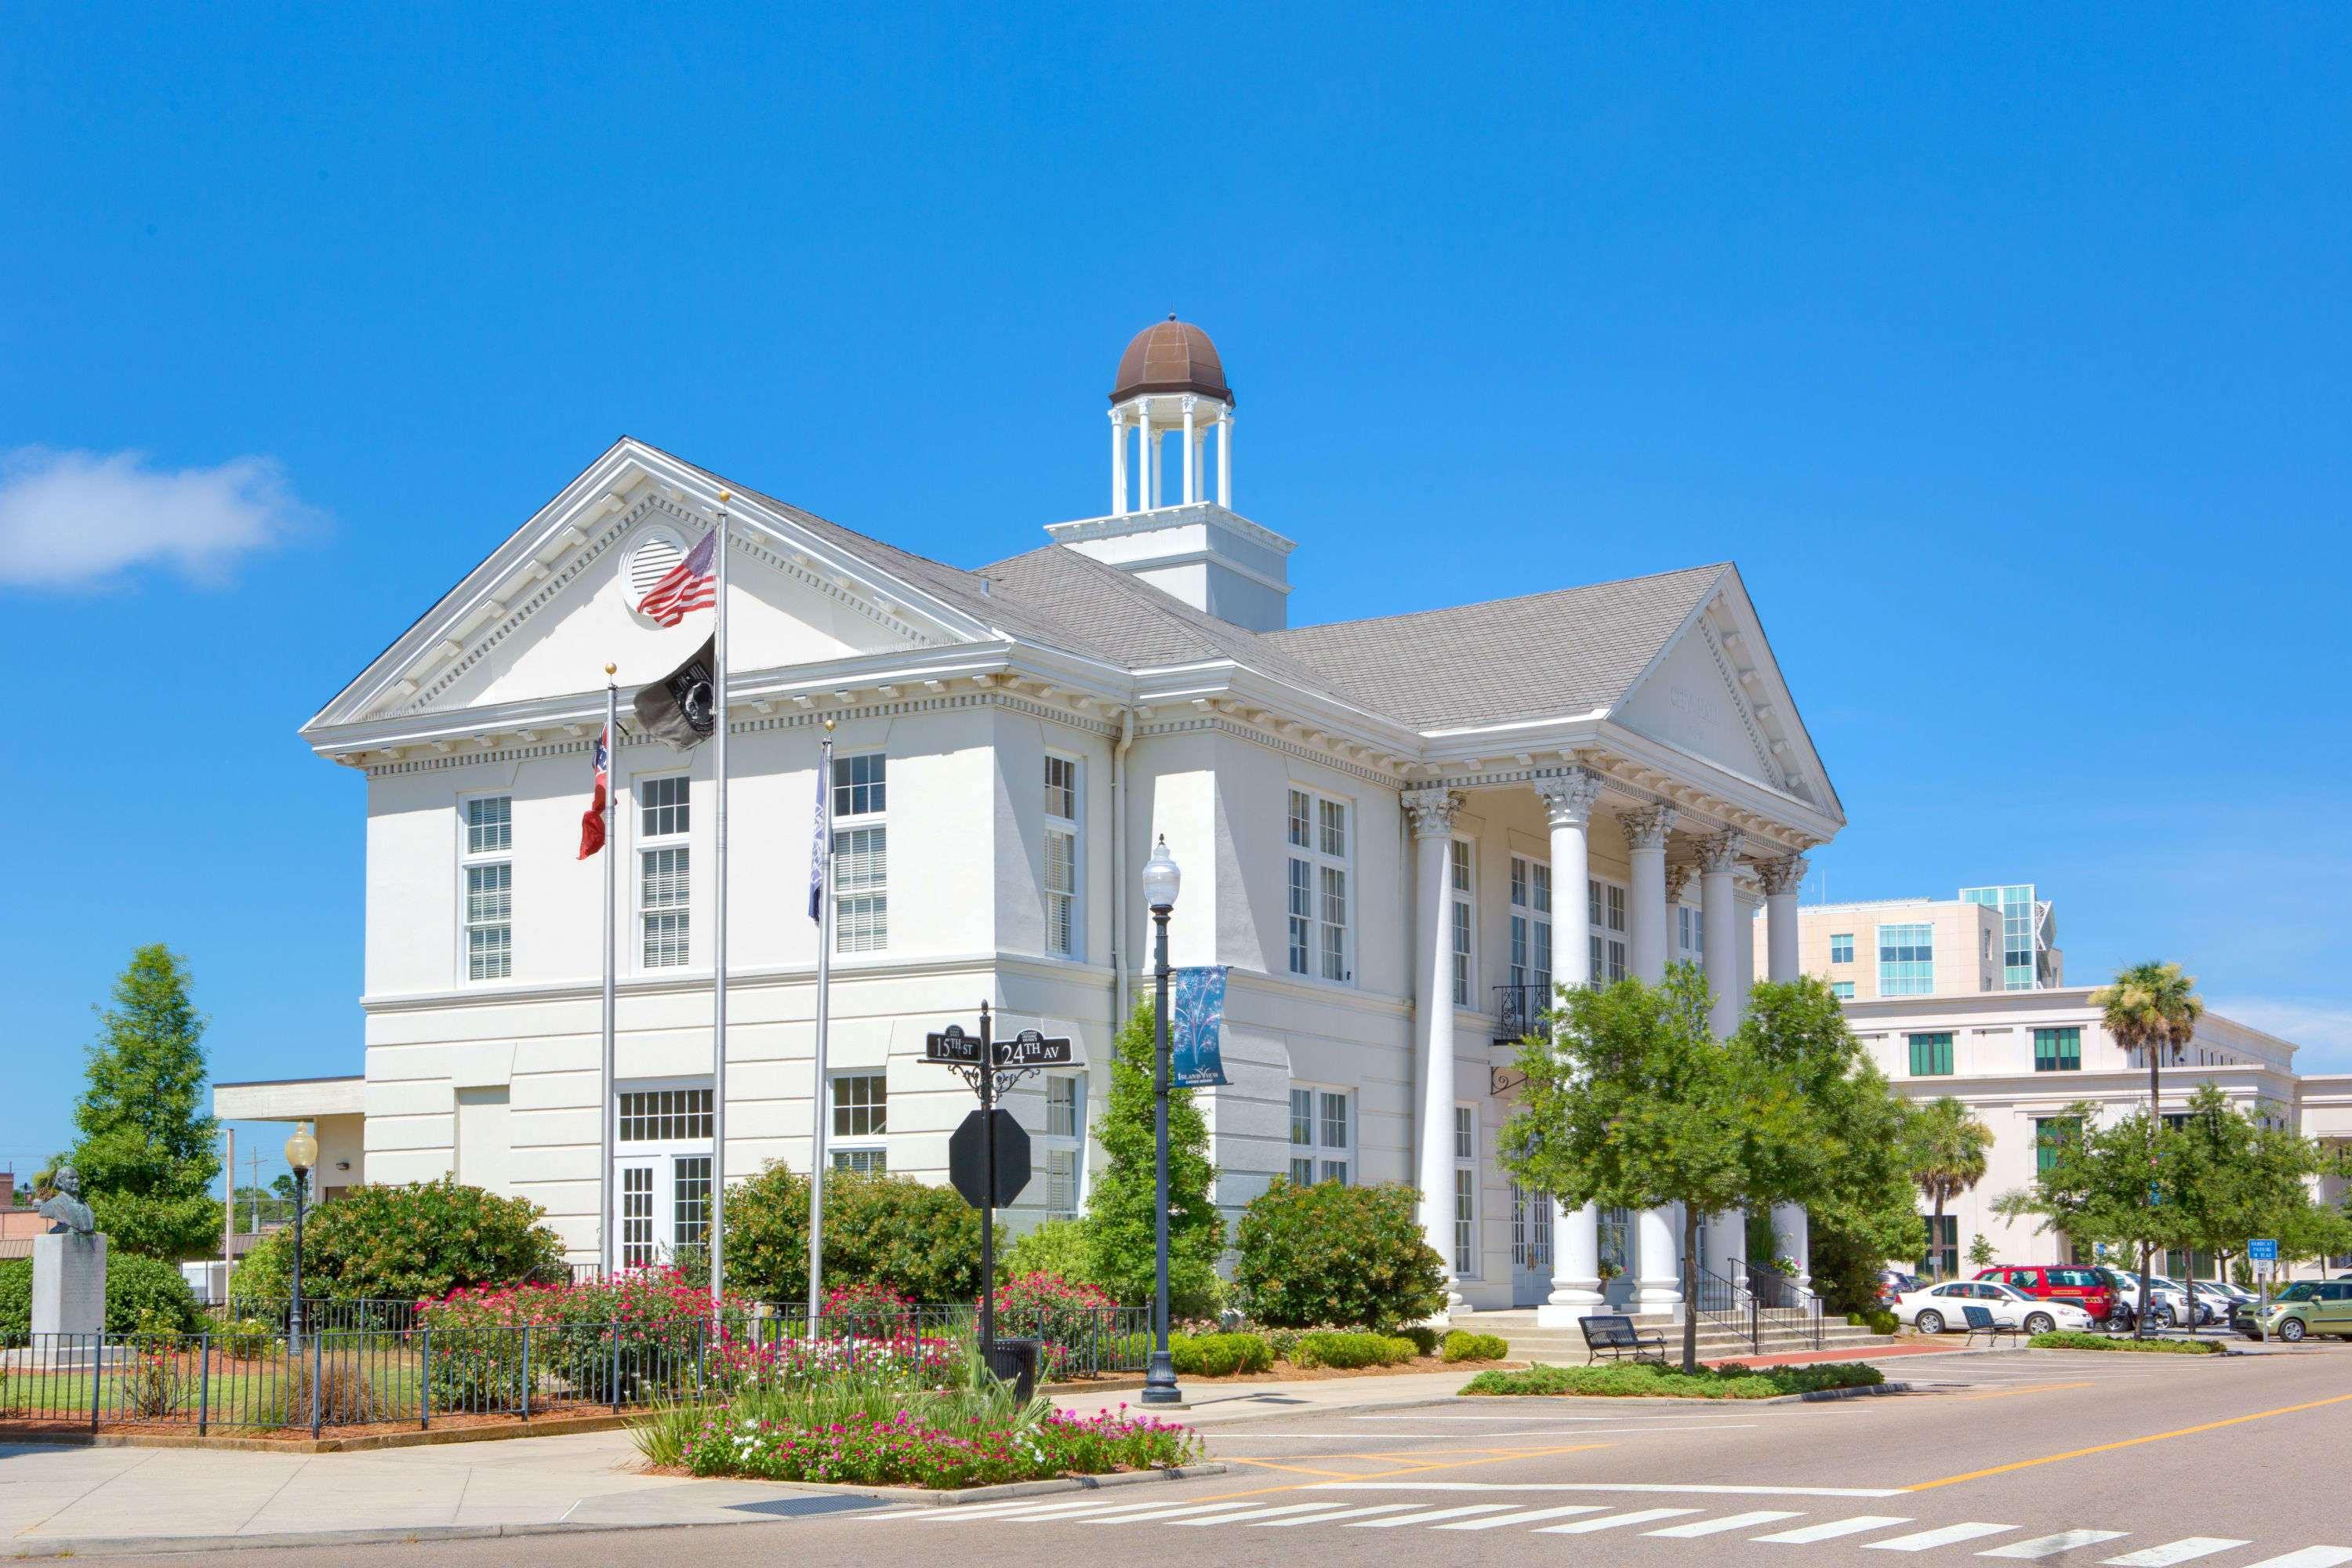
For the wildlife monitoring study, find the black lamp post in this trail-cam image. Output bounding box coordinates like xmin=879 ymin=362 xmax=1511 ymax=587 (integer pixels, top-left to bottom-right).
xmin=1140 ymin=835 xmax=1183 ymax=1408
xmin=285 ymin=1120 xmax=317 ymax=1348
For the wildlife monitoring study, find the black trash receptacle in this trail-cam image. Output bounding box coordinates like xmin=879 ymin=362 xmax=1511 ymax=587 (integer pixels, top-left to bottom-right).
xmin=985 ymin=1337 xmax=1043 ymax=1403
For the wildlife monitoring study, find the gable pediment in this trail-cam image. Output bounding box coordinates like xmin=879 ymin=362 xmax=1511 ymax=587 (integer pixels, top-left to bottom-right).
xmin=308 ymin=441 xmax=996 ymax=735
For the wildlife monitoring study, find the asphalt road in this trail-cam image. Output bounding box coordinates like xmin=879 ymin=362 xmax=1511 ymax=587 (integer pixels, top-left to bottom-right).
xmin=93 ymin=1344 xmax=2352 ymax=1567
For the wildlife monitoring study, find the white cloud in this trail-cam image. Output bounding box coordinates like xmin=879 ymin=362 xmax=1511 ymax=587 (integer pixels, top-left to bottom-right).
xmin=2209 ymin=996 xmax=2352 ymax=1073
xmin=0 ymin=447 xmax=320 ymax=589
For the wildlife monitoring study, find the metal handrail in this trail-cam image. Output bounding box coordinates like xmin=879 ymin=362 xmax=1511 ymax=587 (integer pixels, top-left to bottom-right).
xmin=1492 ymin=984 xmax=1552 ymax=1038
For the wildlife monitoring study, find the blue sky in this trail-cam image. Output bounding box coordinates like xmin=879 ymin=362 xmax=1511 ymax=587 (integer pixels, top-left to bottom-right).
xmin=4 ymin=3 xmax=2347 ymax=1189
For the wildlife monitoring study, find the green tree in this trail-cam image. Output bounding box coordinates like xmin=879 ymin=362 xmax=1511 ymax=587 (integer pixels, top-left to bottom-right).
xmin=2164 ymin=1085 xmax=2325 ymax=1330
xmin=53 ymin=946 xmax=221 ymax=1260
xmin=2092 ymin=960 xmax=2204 ymax=1329
xmin=1503 ymin=967 xmax=1872 ymax=1370
xmin=1994 ymin=1101 xmax=2172 ymax=1311
xmin=1083 ymin=998 xmax=1223 ymax=1318
xmin=1904 ymin=1098 xmax=1992 ymax=1277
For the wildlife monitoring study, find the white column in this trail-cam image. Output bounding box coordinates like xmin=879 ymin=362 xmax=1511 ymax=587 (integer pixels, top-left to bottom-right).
xmin=1218 ymin=412 xmax=1232 ymax=507
xmin=1110 ymin=409 xmax=1127 ymax=517
xmin=1181 ymin=395 xmax=1197 ymax=505
xmin=1535 ymin=769 xmax=1605 ymax=1323
xmin=1406 ymin=786 xmax=1466 ymax=1317
xmin=1141 ymin=416 xmax=1156 ymax=508
xmin=1704 ymin=1207 xmax=1747 ymax=1295
xmin=1760 ymin=855 xmax=1807 ymax=982
xmin=1771 ymin=1202 xmax=1813 ymax=1298
xmin=1697 ymin=830 xmax=1744 ymax=1039
xmin=1621 ymin=805 xmax=1675 ymax=982
xmin=1635 ymin=1203 xmax=1682 ymax=1313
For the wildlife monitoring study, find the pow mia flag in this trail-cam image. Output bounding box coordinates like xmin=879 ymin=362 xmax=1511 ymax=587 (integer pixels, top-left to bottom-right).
xmin=633 ymin=637 xmax=717 ymax=750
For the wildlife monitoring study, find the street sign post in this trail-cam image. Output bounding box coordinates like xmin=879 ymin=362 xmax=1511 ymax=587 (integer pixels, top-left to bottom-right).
xmin=2249 ymin=1240 xmax=2280 ymax=1341
xmin=949 ymin=1109 xmax=1031 ymax=1208
xmin=925 ymin=1025 xmax=984 ymax=1065
xmin=2249 ymin=1238 xmax=2278 ymax=1261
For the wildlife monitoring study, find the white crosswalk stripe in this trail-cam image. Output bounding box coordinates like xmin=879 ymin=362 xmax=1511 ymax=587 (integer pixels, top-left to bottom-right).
xmin=1984 ymin=1530 xmax=2135 ymax=1559
xmin=1075 ymin=1501 xmax=1266 ymax=1524
xmin=915 ymin=1499 xmax=1133 ymax=1522
xmin=1434 ymin=1506 xmax=1612 ymax=1531
xmin=1170 ymin=1504 xmax=1352 ymax=1526
xmin=1347 ymin=1504 xmax=1520 ymax=1527
xmin=2105 ymin=1542 xmax=2254 ymax=1567
xmin=1250 ymin=1505 xmax=1423 ymax=1527
xmin=1868 ymin=1524 xmax=2023 ymax=1552
xmin=1755 ymin=1515 xmax=1917 ymax=1543
xmin=1649 ymin=1512 xmax=1807 ymax=1537
xmin=1535 ymin=1508 xmax=1705 ymax=1534
xmin=2239 ymin=1552 xmax=2352 ymax=1568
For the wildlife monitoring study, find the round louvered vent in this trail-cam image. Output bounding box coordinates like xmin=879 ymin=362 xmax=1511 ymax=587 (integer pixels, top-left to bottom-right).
xmin=627 ymin=529 xmax=684 ymax=601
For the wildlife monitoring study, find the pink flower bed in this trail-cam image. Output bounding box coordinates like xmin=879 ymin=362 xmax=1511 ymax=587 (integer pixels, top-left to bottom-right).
xmin=680 ymin=1403 xmax=1200 ymax=1487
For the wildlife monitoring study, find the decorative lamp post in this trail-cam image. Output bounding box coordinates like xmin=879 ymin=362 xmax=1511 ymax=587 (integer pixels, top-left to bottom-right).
xmin=284 ymin=1121 xmax=318 ymax=1349
xmin=1140 ymin=835 xmax=1184 ymax=1407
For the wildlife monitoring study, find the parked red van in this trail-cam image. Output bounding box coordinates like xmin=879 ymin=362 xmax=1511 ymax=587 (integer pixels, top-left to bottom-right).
xmin=1975 ymin=1264 xmax=2115 ymax=1323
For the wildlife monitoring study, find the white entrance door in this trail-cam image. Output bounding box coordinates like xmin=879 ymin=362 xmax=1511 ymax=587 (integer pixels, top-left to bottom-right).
xmin=614 ymin=1153 xmax=713 ymax=1270
xmin=617 ymin=1160 xmax=659 ymax=1269
xmin=1511 ymin=1183 xmax=1553 ymax=1306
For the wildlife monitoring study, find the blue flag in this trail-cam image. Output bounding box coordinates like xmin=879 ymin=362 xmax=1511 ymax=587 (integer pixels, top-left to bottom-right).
xmin=1171 ymin=965 xmax=1229 ymax=1087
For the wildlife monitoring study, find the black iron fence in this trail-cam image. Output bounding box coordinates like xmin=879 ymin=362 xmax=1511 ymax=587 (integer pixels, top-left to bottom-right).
xmin=204 ymin=1298 xmax=421 ymax=1335
xmin=1 ymin=1301 xmax=1148 ymax=1438
xmin=1492 ymin=984 xmax=1551 ymax=1040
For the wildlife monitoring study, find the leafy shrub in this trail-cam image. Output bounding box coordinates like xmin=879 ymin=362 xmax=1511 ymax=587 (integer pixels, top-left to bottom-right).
xmin=2027 ymin=1330 xmax=2221 ymax=1355
xmin=677 ymin=1402 xmax=1200 ymax=1486
xmin=726 ymin=1163 xmax=999 ymax=1305
xmin=991 ymin=1272 xmax=1120 ymax=1377
xmin=227 ymin=1178 xmax=566 ymax=1302
xmin=1443 ymin=1330 xmax=1509 ymax=1363
xmin=820 ymin=1281 xmax=913 ymax=1335
xmin=1170 ymin=1331 xmax=1273 ymax=1377
xmin=1847 ymin=1308 xmax=1899 ymax=1336
xmin=1000 ymin=1218 xmax=1095 ymax=1287
xmin=0 ymin=1252 xmax=205 ymax=1337
xmin=1083 ymin=1003 xmax=1224 ymax=1319
xmin=1461 ymin=1360 xmax=1886 ymax=1399
xmin=219 ymin=1317 xmax=276 ymax=1359
xmin=1399 ymin=1324 xmax=1441 ymax=1356
xmin=1233 ymin=1181 xmax=1444 ymax=1330
xmin=1289 ymin=1330 xmax=1418 ymax=1369
xmin=419 ymin=1267 xmax=734 ymax=1408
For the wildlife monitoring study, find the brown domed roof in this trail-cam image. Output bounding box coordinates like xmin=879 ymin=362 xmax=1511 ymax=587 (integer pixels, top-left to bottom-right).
xmin=1109 ymin=316 xmax=1232 ymax=405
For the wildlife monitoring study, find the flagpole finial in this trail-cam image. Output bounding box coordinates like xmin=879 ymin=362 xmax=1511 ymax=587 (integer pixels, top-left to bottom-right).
xmin=717 ymin=488 xmax=732 ymax=503
xmin=823 ymin=717 xmax=837 ymax=732
xmin=604 ymin=662 xmax=617 ymax=677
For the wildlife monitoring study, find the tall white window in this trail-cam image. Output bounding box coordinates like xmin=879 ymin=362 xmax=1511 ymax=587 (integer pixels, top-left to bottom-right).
xmin=833 ymin=753 xmax=887 ymax=953
xmin=1454 ymin=1104 xmax=1479 ymax=1277
xmin=829 ymin=1072 xmax=887 ymax=1171
xmin=615 ymin=1083 xmax=713 ymax=1267
xmin=1509 ymin=855 xmax=1552 ymax=996
xmin=1043 ymin=756 xmax=1080 ymax=958
xmin=1288 ymin=1086 xmax=1352 ymax=1185
xmin=1588 ymin=877 xmax=1628 ymax=984
xmin=1450 ymin=838 xmax=1475 ymax=1006
xmin=1043 ymin=1073 xmax=1087 ymax=1216
xmin=1286 ymin=788 xmax=1352 ymax=982
xmin=637 ymin=775 xmax=691 ymax=969
xmin=1678 ymin=903 xmax=1705 ymax=960
xmin=462 ymin=795 xmax=513 ymax=981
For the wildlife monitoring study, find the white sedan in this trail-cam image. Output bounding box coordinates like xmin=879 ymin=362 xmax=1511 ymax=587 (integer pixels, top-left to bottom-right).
xmin=1894 ymin=1279 xmax=2096 ymax=1336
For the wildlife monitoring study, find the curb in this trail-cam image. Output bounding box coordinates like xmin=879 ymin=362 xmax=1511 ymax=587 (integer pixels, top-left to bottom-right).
xmin=0 ymin=1465 xmax=1232 ymax=1558
xmin=1795 ymin=1381 xmax=1914 ymax=1403
xmin=0 ymin=1412 xmax=639 ymax=1455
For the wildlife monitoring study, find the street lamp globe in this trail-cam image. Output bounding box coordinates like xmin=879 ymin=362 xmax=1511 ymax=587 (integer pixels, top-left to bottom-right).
xmin=285 ymin=1122 xmax=318 ymax=1176
xmin=1142 ymin=835 xmax=1181 ymax=913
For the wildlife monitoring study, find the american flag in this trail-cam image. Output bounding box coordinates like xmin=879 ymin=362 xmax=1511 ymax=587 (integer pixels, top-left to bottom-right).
xmin=636 ymin=529 xmax=717 ymax=626
xmin=576 ymin=722 xmax=611 ymax=859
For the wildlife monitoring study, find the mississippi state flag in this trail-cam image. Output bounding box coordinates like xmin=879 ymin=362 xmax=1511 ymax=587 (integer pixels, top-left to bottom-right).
xmin=576 ymin=724 xmax=611 ymax=858
xmin=636 ymin=529 xmax=717 ymax=626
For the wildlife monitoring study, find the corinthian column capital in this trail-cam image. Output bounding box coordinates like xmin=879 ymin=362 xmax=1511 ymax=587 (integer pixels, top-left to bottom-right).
xmin=1403 ymin=786 xmax=1465 ymax=839
xmin=1620 ymin=804 xmax=1677 ymax=851
xmin=1694 ymin=829 xmax=1748 ymax=875
xmin=1534 ymin=768 xmax=1602 ymax=829
xmin=1757 ymin=854 xmax=1809 ymax=898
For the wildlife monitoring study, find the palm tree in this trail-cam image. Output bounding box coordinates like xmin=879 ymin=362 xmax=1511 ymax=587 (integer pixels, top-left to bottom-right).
xmin=1907 ymin=1097 xmax=1994 ymax=1279
xmin=2092 ymin=961 xmax=2204 ymax=1334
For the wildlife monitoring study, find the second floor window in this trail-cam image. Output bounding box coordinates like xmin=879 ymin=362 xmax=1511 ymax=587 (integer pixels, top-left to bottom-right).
xmin=462 ymin=795 xmax=512 ymax=982
xmin=1880 ymin=923 xmax=1934 ymax=996
xmin=1907 ymin=1031 xmax=1955 ymax=1076
xmin=1450 ymin=839 xmax=1475 ymax=1006
xmin=1830 ymin=932 xmax=1854 ymax=964
xmin=833 ymin=753 xmax=887 ymax=953
xmin=1044 ymin=1073 xmax=1087 ymax=1217
xmin=2034 ymin=1027 xmax=2082 ymax=1072
xmin=1044 ymin=757 xmax=1079 ymax=958
xmin=1508 ymin=856 xmax=1552 ymax=997
xmin=1588 ymin=877 xmax=1628 ymax=984
xmin=638 ymin=775 xmax=691 ymax=968
xmin=1286 ymin=788 xmax=1350 ymax=982
xmin=1677 ymin=903 xmax=1705 ymax=959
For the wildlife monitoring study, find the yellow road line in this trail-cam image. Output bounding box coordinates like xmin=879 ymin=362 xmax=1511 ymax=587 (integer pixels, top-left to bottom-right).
xmin=1905 ymin=1392 xmax=2352 ymax=1490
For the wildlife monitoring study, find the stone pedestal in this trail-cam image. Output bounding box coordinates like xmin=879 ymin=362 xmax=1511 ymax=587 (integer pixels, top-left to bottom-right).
xmin=31 ymin=1231 xmax=107 ymax=1338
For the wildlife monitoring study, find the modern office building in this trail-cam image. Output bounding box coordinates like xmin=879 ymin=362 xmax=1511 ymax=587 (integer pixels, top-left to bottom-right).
xmin=1959 ymin=884 xmax=2061 ymax=990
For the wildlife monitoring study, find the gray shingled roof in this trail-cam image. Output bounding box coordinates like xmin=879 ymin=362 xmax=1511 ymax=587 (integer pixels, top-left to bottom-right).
xmin=1264 ymin=565 xmax=1728 ymax=731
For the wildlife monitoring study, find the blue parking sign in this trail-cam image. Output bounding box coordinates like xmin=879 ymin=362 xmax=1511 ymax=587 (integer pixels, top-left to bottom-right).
xmin=2249 ymin=1238 xmax=2279 ymax=1261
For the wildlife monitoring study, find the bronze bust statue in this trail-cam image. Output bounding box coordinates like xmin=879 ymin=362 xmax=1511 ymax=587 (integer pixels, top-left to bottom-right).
xmin=36 ymin=1166 xmax=96 ymax=1236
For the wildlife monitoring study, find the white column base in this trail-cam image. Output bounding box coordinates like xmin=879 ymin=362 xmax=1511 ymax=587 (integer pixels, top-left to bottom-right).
xmin=1534 ymin=1300 xmax=1606 ymax=1327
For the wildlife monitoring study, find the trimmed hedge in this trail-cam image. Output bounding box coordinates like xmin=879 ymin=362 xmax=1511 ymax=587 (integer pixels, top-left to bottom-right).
xmin=1233 ymin=1180 xmax=1445 ymax=1330
xmin=1847 ymin=1308 xmax=1900 ymax=1336
xmin=1289 ymin=1330 xmax=1419 ymax=1370
xmin=229 ymin=1177 xmax=566 ymax=1301
xmin=2027 ymin=1330 xmax=2223 ymax=1355
xmin=1443 ymin=1330 xmax=1509 ymax=1363
xmin=1171 ymin=1331 xmax=1275 ymax=1377
xmin=1462 ymin=1360 xmax=1886 ymax=1399
xmin=726 ymin=1163 xmax=1000 ymax=1305
xmin=0 ymin=1253 xmax=203 ymax=1337
xmin=1399 ymin=1324 xmax=1440 ymax=1356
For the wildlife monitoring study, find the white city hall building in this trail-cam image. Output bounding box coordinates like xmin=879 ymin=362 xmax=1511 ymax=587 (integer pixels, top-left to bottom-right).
xmin=216 ymin=321 xmax=1846 ymax=1317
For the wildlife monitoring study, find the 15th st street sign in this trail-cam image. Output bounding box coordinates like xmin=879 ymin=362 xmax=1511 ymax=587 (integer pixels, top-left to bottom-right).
xmin=925 ymin=1025 xmax=985 ymax=1065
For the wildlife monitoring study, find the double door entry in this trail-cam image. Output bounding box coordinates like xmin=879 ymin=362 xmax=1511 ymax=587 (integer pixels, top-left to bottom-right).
xmin=615 ymin=1153 xmax=713 ymax=1269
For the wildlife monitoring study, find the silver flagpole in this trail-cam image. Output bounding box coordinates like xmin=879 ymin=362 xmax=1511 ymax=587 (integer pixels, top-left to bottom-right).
xmin=807 ymin=724 xmax=834 ymax=1334
xmin=709 ymin=493 xmax=731 ymax=1323
xmin=598 ymin=666 xmax=619 ymax=1279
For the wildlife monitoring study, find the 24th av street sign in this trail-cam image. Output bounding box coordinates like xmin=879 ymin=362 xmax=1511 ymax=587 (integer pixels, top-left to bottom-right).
xmin=998 ymin=1029 xmax=1073 ymax=1067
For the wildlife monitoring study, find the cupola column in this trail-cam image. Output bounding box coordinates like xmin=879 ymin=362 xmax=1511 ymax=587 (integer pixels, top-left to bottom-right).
xmin=1181 ymin=396 xmax=1198 ymax=505
xmin=1218 ymin=412 xmax=1232 ymax=507
xmin=1110 ymin=409 xmax=1127 ymax=517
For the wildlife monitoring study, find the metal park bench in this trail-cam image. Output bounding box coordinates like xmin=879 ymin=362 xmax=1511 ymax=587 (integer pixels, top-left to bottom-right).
xmin=1581 ymin=1313 xmax=1669 ymax=1365
xmin=1962 ymin=1304 xmax=2021 ymax=1347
